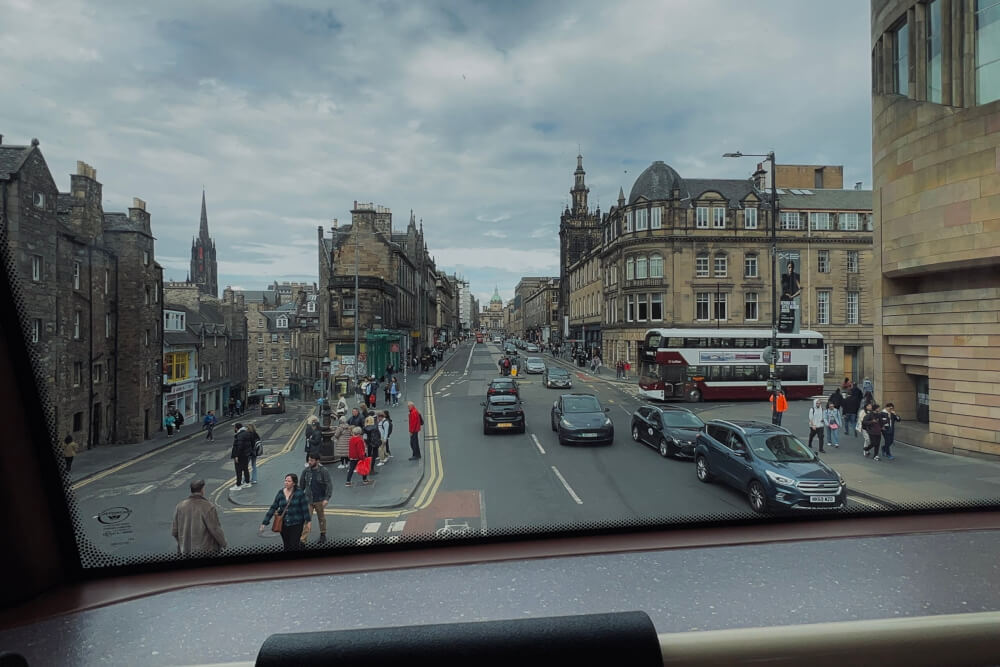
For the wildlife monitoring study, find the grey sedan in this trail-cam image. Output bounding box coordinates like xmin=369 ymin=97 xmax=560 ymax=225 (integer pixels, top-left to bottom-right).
xmin=524 ymin=357 xmax=546 ymax=374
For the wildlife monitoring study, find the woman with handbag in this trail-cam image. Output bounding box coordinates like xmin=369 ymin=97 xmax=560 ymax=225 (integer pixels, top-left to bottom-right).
xmin=824 ymin=401 xmax=841 ymax=448
xmin=345 ymin=426 xmax=370 ymax=486
xmin=259 ymin=473 xmax=309 ymax=551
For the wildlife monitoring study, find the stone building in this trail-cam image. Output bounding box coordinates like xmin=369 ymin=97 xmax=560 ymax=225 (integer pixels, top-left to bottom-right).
xmin=0 ymin=139 xmax=163 ymax=446
xmin=511 ymin=277 xmax=553 ymax=340
xmin=189 ymin=192 xmax=218 ymax=298
xmin=435 ymin=271 xmax=457 ymax=343
xmin=871 ymin=0 xmax=1000 ymax=457
xmin=567 ymin=246 xmax=603 ymax=352
xmin=523 ymin=278 xmax=560 ymax=343
xmin=557 ymin=154 xmax=602 ymax=343
xmin=481 ymin=287 xmax=505 ymax=332
xmin=580 ymin=160 xmax=874 ymax=383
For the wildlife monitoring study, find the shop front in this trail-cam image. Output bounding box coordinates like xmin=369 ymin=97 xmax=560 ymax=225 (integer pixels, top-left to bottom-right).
xmin=163 ymin=379 xmax=198 ymax=427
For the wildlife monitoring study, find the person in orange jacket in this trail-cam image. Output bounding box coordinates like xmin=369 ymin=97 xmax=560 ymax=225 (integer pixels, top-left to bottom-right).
xmin=769 ymin=389 xmax=789 ymax=426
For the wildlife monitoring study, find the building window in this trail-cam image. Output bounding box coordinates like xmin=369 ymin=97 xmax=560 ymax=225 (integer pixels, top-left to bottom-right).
xmin=105 ymin=313 xmax=111 ymax=338
xmin=165 ymin=352 xmax=190 ymax=381
xmin=257 ymin=367 xmax=264 ymax=379
xmin=144 ymin=286 xmax=150 ymax=306
xmin=284 ymin=349 xmax=291 ymax=360
xmin=31 ymin=256 xmax=42 ymax=282
xmin=72 ymin=262 xmax=80 ymax=289
xmin=744 ymin=207 xmax=758 ymax=229
xmin=893 ymin=20 xmax=909 ymax=96
xmin=625 ymin=210 xmax=633 ymax=233
xmin=143 ymin=250 xmax=150 ymax=266
xmin=810 ymin=212 xmax=831 ymax=230
xmin=307 ymin=301 xmax=316 ymax=313
xmin=926 ymin=0 xmax=942 ymax=103
xmin=696 ymin=293 xmax=711 ymax=320
xmin=696 ymin=207 xmax=709 ymax=228
xmin=637 ymin=294 xmax=648 ymax=321
xmin=651 ymin=293 xmax=663 ymax=320
xmin=977 ymin=0 xmax=1000 ymax=104
xmin=649 ymin=254 xmax=663 ymax=278
xmin=271 ymin=333 xmax=278 ymax=343
xmin=847 ymin=291 xmax=859 ymax=324
xmin=818 ymin=250 xmax=830 ymax=273
xmin=145 ymin=329 xmax=150 ymax=347
xmin=714 ymin=254 xmax=727 ymax=277
xmin=32 ymin=319 xmax=41 ymax=343
xmin=257 ymin=317 xmax=264 ymax=327
xmin=33 ymin=192 xmax=45 ymax=208
xmin=104 ymin=269 xmax=110 ymax=293
xmin=695 ymin=254 xmax=709 ymax=278
xmin=257 ymin=334 xmax=263 ymax=343
xmin=271 ymin=349 xmax=278 ymax=360
xmin=744 ymin=254 xmax=758 ymax=278
xmin=636 ymin=209 xmax=648 ymax=231
xmin=94 ymin=363 xmax=102 ymax=384
xmin=714 ymin=293 xmax=728 ymax=320
xmin=847 ymin=250 xmax=859 ymax=273
xmin=73 ymin=312 xmax=81 ymax=339
xmin=745 ymin=292 xmax=758 ymax=321
xmin=651 ymin=207 xmax=662 ymax=229
xmin=713 ymin=207 xmax=726 ymax=229
xmin=840 ymin=212 xmax=860 ymax=230
xmin=277 ymin=316 xmax=288 ymax=328
xmin=73 ymin=411 xmax=83 ymax=431
xmin=271 ymin=368 xmax=278 ymax=379
xmin=219 ymin=362 xmax=224 ymax=377
xmin=257 ymin=350 xmax=264 ymax=361
xmin=817 ymin=290 xmax=831 ymax=324
xmin=780 ymin=212 xmax=801 ymax=230
xmin=636 ymin=256 xmax=648 ymax=279
xmin=824 ymin=344 xmax=833 ymax=374
xmin=285 ymin=368 xmax=291 ymax=378
xmin=626 ymin=295 xmax=635 ymax=321
xmin=626 ymin=258 xmax=635 ymax=280
xmin=73 ymin=362 xmax=82 ymax=386
xmin=153 ymin=281 xmax=159 ymax=303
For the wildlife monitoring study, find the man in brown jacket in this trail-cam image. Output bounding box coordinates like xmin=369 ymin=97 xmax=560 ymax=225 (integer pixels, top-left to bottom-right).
xmin=171 ymin=479 xmax=227 ymax=555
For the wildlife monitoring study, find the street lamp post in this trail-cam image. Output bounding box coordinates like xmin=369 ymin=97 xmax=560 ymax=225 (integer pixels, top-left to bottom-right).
xmin=723 ymin=150 xmax=779 ymax=424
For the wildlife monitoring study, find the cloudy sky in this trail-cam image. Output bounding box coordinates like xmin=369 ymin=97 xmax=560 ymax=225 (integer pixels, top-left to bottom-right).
xmin=2 ymin=0 xmax=871 ymax=306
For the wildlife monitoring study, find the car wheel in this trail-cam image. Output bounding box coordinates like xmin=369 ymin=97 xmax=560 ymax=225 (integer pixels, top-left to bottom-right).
xmin=659 ymin=438 xmax=672 ymax=458
xmin=748 ymin=480 xmax=769 ymax=514
xmin=631 ymin=425 xmax=641 ymax=443
xmin=687 ymin=388 xmax=702 ymax=403
xmin=696 ymin=455 xmax=713 ymax=482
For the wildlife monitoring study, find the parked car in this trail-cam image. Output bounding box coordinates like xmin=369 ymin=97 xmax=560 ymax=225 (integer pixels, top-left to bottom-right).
xmin=487 ymin=377 xmax=520 ymax=399
xmin=544 ymin=367 xmax=572 ymax=389
xmin=481 ymin=394 xmax=526 ymax=434
xmin=525 ymin=344 xmax=539 ymax=353
xmin=260 ymin=393 xmax=285 ymax=415
xmin=524 ymin=357 xmax=546 ymax=374
xmin=630 ymin=404 xmax=705 ymax=459
xmin=694 ymin=419 xmax=847 ymax=514
xmin=550 ymin=393 xmax=614 ymax=446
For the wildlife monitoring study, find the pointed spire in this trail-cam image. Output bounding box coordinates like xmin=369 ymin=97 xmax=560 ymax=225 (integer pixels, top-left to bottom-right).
xmin=409 ymin=209 xmax=416 ymax=228
xmin=618 ymin=186 xmax=625 ymax=207
xmin=199 ymin=190 xmax=210 ymax=240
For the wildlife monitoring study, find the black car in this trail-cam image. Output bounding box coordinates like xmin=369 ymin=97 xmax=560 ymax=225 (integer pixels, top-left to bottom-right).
xmin=543 ymin=367 xmax=572 ymax=389
xmin=630 ymin=404 xmax=705 ymax=458
xmin=550 ymin=393 xmax=614 ymax=446
xmin=481 ymin=394 xmax=526 ymax=434
xmin=487 ymin=377 xmax=520 ymax=399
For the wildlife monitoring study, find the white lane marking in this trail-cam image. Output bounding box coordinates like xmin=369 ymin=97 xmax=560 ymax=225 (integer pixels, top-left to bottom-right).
xmin=133 ymin=484 xmax=156 ymax=495
xmin=388 ymin=520 xmax=406 ymax=532
xmin=362 ymin=522 xmax=382 ymax=533
xmin=173 ymin=462 xmax=196 ymax=475
xmin=357 ymin=536 xmax=374 ymax=546
xmin=441 ymin=393 xmax=451 ymax=398
xmin=849 ymin=495 xmax=884 ymax=509
xmin=619 ymin=405 xmax=631 ymax=416
xmin=479 ymin=490 xmax=488 ymax=535
xmin=551 ymin=466 xmax=583 ymax=505
xmin=531 ymin=434 xmax=546 ymax=455
xmin=464 ymin=344 xmax=475 ymax=375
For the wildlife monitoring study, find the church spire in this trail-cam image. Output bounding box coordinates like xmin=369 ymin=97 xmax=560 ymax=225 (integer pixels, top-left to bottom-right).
xmin=199 ymin=189 xmax=210 ymax=240
xmin=618 ymin=186 xmax=625 ymax=208
xmin=571 ymin=154 xmax=589 ymax=214
xmin=191 ymin=190 xmax=218 ymax=298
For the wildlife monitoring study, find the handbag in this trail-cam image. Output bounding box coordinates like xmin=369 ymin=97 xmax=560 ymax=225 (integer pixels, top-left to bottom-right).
xmin=356 ymin=456 xmax=372 ymax=476
xmin=271 ymin=495 xmax=288 ymax=533
xmin=829 ymin=422 xmax=839 ymax=430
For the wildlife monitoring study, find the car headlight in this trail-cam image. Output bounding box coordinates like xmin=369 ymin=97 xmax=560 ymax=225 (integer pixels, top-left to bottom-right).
xmin=765 ymin=470 xmax=798 ymax=487
xmin=604 ymin=418 xmax=613 ymax=427
xmin=838 ymin=475 xmax=846 ymax=486
xmin=560 ymin=418 xmax=572 ymax=428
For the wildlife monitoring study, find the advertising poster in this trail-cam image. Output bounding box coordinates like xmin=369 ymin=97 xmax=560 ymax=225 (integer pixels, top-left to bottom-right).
xmin=777 ymin=249 xmax=801 ymax=334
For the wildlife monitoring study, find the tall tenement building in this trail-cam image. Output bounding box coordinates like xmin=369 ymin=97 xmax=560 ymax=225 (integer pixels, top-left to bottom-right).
xmin=871 ymin=0 xmax=1000 ymax=457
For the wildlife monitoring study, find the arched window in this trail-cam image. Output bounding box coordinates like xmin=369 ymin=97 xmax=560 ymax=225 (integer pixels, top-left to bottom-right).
xmin=636 ymin=256 xmax=648 ymax=279
xmin=626 ymin=258 xmax=635 ymax=280
xmin=650 ymin=254 xmax=664 ymax=278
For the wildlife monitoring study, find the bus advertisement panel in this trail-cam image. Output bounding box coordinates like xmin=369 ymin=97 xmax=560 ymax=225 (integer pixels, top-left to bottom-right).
xmin=638 ymin=328 xmax=824 ymax=402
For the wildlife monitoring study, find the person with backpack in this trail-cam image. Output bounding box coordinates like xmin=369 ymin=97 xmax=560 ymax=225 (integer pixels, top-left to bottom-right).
xmin=363 ymin=410 xmax=381 ymax=476
xmin=203 ymin=410 xmax=217 ymax=441
xmin=377 ymin=410 xmax=391 ymax=467
xmin=304 ymin=416 xmax=321 ymax=464
xmin=247 ymin=423 xmax=263 ymax=485
xmin=881 ymin=403 xmax=901 ymax=461
xmin=862 ymin=402 xmax=884 ymax=460
xmin=807 ymin=397 xmax=827 ymax=453
xmin=407 ymin=400 xmax=423 ymax=460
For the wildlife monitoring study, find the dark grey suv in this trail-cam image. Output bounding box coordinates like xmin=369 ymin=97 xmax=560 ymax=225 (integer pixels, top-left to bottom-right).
xmin=630 ymin=404 xmax=705 ymax=459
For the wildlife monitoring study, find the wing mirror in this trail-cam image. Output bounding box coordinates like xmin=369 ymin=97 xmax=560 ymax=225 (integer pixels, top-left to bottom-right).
xmin=480 ymin=402 xmax=486 ymax=407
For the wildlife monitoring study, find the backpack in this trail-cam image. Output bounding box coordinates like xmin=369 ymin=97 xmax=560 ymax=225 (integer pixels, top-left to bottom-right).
xmin=386 ymin=418 xmax=394 ymax=437
xmin=254 ymin=439 xmax=263 ymax=457
xmin=419 ymin=412 xmax=424 ymax=426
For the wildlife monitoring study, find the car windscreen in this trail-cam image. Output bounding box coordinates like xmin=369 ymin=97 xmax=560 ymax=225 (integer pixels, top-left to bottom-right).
xmin=264 ymin=396 xmax=279 ymax=403
xmin=661 ymin=412 xmax=704 ymax=429
xmin=491 ymin=380 xmax=514 ymax=388
xmin=548 ymin=369 xmax=569 ymax=377
xmin=750 ymin=434 xmax=816 ymax=463
xmin=526 ymin=357 xmax=542 ymax=364
xmin=562 ymin=396 xmax=601 ymax=413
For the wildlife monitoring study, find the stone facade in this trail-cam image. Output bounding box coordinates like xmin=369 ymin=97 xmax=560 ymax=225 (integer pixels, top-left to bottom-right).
xmin=0 ymin=141 xmax=163 ymax=446
xmin=567 ymin=247 xmax=603 ymax=351
xmin=872 ymin=0 xmax=1000 ymax=457
xmin=480 ymin=287 xmax=505 ymax=332
xmin=522 ymin=278 xmax=559 ymax=342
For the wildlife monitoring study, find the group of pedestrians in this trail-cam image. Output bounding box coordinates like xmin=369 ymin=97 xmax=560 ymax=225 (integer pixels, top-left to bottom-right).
xmin=229 ymin=422 xmax=263 ymax=489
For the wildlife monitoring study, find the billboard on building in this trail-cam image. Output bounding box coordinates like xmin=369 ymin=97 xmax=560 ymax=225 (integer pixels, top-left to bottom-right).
xmin=777 ymin=249 xmax=801 ymax=334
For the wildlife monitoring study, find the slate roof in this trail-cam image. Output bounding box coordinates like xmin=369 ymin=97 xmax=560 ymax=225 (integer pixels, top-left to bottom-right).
xmin=777 ymin=188 xmax=873 ymax=211
xmin=164 ymin=330 xmax=199 ymax=346
xmin=102 ymin=212 xmax=143 ymax=232
xmin=0 ymin=144 xmax=33 ymax=179
xmin=628 ymin=161 xmax=684 ymax=204
xmin=240 ymin=290 xmax=279 ymax=305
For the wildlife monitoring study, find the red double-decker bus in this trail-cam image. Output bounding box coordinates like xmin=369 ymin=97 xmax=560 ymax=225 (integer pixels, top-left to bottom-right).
xmin=476 ymin=332 xmax=484 ymax=344
xmin=637 ymin=328 xmax=825 ymax=402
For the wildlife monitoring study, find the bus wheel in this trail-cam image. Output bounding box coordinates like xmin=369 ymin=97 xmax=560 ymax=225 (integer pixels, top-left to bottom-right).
xmin=687 ymin=388 xmax=702 ymax=403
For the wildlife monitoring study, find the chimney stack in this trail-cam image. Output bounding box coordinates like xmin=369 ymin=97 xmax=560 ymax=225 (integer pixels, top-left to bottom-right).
xmin=855 ymin=181 xmax=862 ymax=190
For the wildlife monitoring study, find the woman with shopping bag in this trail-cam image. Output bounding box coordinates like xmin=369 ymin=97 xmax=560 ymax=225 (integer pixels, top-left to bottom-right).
xmin=345 ymin=426 xmax=370 ymax=486
xmin=259 ymin=473 xmax=309 ymax=551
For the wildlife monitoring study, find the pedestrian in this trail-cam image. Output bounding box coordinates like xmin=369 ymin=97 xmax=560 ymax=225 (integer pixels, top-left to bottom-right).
xmin=369 ymin=377 xmax=379 ymax=407
xmin=882 ymin=403 xmax=901 ymax=460
xmin=377 ymin=411 xmax=391 ymax=466
xmin=304 ymin=416 xmax=321 ymax=464
xmin=383 ymin=379 xmax=391 ymax=407
xmin=858 ymin=401 xmax=873 ymax=452
xmin=165 ymin=412 xmax=176 ymax=436
xmin=230 ymin=422 xmax=254 ymax=490
xmin=346 ymin=426 xmax=370 ymax=486
xmin=300 ymin=452 xmax=332 ymax=544
xmin=203 ymin=410 xmax=217 ymax=441
xmin=62 ymin=434 xmax=79 ymax=473
xmin=498 ymin=357 xmax=505 ymax=376
xmin=247 ymin=422 xmax=262 ymax=484
xmin=390 ymin=376 xmax=400 ymax=407
xmin=171 ymin=479 xmax=227 ymax=555
xmin=333 ymin=416 xmax=351 ymax=468
xmin=824 ymin=401 xmax=842 ymax=448
xmin=624 ymin=361 xmax=631 ymax=378
xmin=235 ymin=398 xmax=242 ymax=416
xmin=769 ymin=389 xmax=788 ymax=426
xmin=386 ymin=361 xmax=394 ymax=380
xmin=407 ymin=400 xmax=423 ymax=460
xmin=363 ymin=410 xmax=381 ymax=475
xmin=842 ymin=381 xmax=863 ymax=436
xmin=174 ymin=409 xmax=184 ymax=432
xmin=259 ymin=473 xmax=310 ymax=551
xmin=347 ymin=407 xmax=364 ymax=429
xmin=336 ymin=395 xmax=349 ymax=419
xmin=227 ymin=397 xmax=236 ymax=418
xmin=808 ymin=398 xmax=827 ymax=453
xmin=862 ymin=403 xmax=884 ymax=460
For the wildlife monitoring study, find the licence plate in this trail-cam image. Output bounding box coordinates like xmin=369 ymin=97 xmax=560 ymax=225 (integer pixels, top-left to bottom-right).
xmin=579 ymin=433 xmax=598 ymax=438
xmin=810 ymin=495 xmax=836 ymax=503
xmin=497 ymin=423 xmax=513 ymax=428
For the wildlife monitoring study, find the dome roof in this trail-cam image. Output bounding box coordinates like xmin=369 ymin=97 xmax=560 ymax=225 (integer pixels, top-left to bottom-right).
xmin=628 ymin=161 xmax=685 ymax=205
xmin=490 ymin=286 xmax=502 ymax=304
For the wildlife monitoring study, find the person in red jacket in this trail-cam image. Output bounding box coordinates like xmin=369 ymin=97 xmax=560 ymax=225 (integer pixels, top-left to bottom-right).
xmin=345 ymin=426 xmax=369 ymax=486
xmin=407 ymin=400 xmax=423 ymax=460
xmin=769 ymin=389 xmax=789 ymax=426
